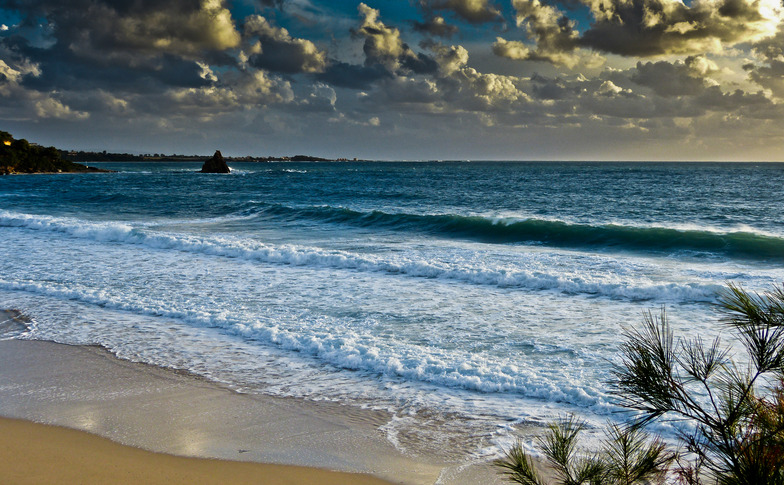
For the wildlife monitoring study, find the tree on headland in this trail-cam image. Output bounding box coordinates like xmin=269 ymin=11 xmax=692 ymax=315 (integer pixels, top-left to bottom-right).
xmin=496 ymin=283 xmax=784 ymax=484
xmin=0 ymin=131 xmax=101 ymax=174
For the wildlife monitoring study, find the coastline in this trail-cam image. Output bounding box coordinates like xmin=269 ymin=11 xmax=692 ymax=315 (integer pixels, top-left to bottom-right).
xmin=0 ymin=310 xmax=503 ymax=484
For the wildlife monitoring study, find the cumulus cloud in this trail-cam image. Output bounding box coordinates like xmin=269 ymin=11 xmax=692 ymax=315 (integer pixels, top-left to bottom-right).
xmin=512 ymin=0 xmax=578 ymax=53
xmin=2 ymin=36 xmax=213 ymax=93
xmin=492 ymin=39 xmax=532 ymax=62
xmin=745 ymin=25 xmax=784 ymax=98
xmin=370 ymin=76 xmax=441 ymax=105
xmin=529 ymin=73 xmax=577 ymax=100
xmin=0 ymin=50 xmax=91 ymax=121
xmin=630 ymin=59 xmax=710 ymax=96
xmin=34 ymin=97 xmax=89 ymax=119
xmin=32 ymin=0 xmax=243 ymax=61
xmin=353 ymin=3 xmax=438 ymax=75
xmin=95 ymin=91 xmax=131 ymax=114
xmin=427 ymin=42 xmax=469 ymax=76
xmin=495 ymin=0 xmax=595 ymax=68
xmin=685 ymin=55 xmax=720 ymax=77
xmin=746 ymin=60 xmax=784 ymax=98
xmin=459 ymin=69 xmax=530 ymax=106
xmin=579 ymin=0 xmax=783 ymax=57
xmin=496 ymin=0 xmax=782 ymax=67
xmin=0 ymin=57 xmax=41 ymax=94
xmin=355 ymin=3 xmax=408 ymax=70
xmin=418 ymin=0 xmax=502 ymax=24
xmin=243 ymin=15 xmax=327 ymax=73
xmin=296 ymin=82 xmax=337 ymax=112
xmin=166 ymin=68 xmax=293 ymax=115
xmin=596 ymin=80 xmax=632 ymax=97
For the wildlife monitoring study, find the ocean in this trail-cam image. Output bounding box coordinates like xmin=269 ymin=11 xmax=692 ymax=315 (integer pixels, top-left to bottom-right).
xmin=1 ymin=161 xmax=783 ymax=463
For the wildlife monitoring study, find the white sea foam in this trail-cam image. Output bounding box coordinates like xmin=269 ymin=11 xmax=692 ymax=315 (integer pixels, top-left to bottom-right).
xmin=0 ymin=279 xmax=616 ymax=411
xmin=0 ymin=210 xmax=725 ymax=302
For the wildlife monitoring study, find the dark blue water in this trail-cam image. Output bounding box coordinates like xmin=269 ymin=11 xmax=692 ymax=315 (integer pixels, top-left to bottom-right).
xmin=4 ymin=161 xmax=784 ymax=259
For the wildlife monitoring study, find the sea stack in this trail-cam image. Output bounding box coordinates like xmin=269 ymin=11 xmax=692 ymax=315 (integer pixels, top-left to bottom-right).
xmin=200 ymin=150 xmax=230 ymax=173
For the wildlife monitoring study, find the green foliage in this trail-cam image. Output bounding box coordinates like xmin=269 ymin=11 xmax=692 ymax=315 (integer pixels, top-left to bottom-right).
xmin=497 ymin=283 xmax=784 ymax=485
xmin=495 ymin=418 xmax=672 ymax=485
xmin=602 ymin=424 xmax=672 ymax=485
xmin=613 ymin=283 xmax=784 ymax=484
xmin=496 ymin=440 xmax=544 ymax=485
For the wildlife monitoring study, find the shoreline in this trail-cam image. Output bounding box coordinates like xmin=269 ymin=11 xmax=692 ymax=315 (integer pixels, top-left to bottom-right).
xmin=0 ymin=310 xmax=503 ymax=484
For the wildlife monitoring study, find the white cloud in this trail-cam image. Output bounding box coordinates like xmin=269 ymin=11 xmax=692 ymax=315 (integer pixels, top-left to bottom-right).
xmin=63 ymin=0 xmax=242 ymax=61
xmin=356 ymin=3 xmax=409 ymax=70
xmin=34 ymin=98 xmax=89 ymax=120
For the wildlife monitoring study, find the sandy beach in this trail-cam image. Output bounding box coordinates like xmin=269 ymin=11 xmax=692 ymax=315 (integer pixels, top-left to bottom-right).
xmin=0 ymin=417 xmax=391 ymax=484
xmin=0 ymin=310 xmax=501 ymax=484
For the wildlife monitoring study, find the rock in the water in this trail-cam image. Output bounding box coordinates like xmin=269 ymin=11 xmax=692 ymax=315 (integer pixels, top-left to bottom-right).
xmin=200 ymin=150 xmax=230 ymax=173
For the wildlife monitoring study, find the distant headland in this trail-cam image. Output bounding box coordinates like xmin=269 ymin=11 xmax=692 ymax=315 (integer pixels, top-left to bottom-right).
xmin=1 ymin=130 xmax=361 ymax=175
xmin=1 ymin=131 xmax=109 ymax=175
xmin=63 ymin=151 xmax=354 ymax=163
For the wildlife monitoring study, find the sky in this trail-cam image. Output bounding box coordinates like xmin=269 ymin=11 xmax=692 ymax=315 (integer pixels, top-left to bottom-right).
xmin=1 ymin=0 xmax=784 ymax=160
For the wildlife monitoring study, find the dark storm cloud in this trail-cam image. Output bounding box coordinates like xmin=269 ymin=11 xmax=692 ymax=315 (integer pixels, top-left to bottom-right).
xmin=746 ymin=60 xmax=784 ymax=98
xmin=411 ymin=16 xmax=459 ymax=38
xmin=578 ymin=0 xmax=779 ymax=57
xmin=248 ymin=46 xmax=316 ymax=74
xmin=1 ymin=37 xmax=210 ymax=93
xmin=530 ymin=74 xmax=578 ymax=100
xmin=418 ymin=0 xmax=502 ymax=24
xmin=693 ymin=86 xmax=774 ymax=116
xmin=400 ymin=51 xmax=439 ymax=75
xmin=630 ymin=60 xmax=708 ymax=97
xmin=243 ymin=16 xmax=327 ymax=74
xmin=315 ymin=61 xmax=392 ymax=89
xmin=745 ymin=26 xmax=784 ymax=98
xmin=4 ymin=0 xmax=240 ymax=61
xmin=498 ymin=0 xmax=780 ymax=68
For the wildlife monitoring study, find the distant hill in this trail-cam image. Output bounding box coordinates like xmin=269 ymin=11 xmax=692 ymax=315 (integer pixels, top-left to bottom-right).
xmin=0 ymin=131 xmax=107 ymax=174
xmin=62 ymin=151 xmax=339 ymax=163
xmin=1 ymin=130 xmax=353 ymax=172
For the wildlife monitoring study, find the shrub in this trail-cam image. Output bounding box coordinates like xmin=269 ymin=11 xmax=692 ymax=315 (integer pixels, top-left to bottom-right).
xmin=496 ymin=283 xmax=784 ymax=485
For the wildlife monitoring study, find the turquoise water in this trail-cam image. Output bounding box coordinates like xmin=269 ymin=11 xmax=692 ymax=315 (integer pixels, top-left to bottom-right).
xmin=1 ymin=161 xmax=782 ymax=458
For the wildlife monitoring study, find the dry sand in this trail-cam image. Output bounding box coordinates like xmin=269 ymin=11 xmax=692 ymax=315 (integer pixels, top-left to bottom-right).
xmin=0 ymin=417 xmax=391 ymax=485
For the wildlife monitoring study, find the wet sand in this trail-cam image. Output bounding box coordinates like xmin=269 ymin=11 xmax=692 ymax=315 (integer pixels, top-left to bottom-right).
xmin=0 ymin=310 xmax=506 ymax=484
